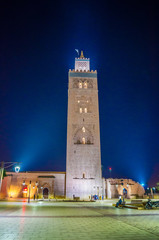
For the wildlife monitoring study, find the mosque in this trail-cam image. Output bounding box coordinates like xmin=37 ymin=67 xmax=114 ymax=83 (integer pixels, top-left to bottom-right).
xmin=0 ymin=52 xmax=145 ymax=200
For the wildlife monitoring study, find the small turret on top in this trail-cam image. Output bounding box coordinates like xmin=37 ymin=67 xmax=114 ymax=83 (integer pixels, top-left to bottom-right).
xmin=80 ymin=50 xmax=84 ymax=59
xmin=75 ymin=50 xmax=90 ymax=71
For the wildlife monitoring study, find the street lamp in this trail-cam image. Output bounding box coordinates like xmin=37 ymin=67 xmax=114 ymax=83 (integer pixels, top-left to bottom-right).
xmin=109 ymin=167 xmax=112 ymax=178
xmin=0 ymin=161 xmax=21 ymax=192
xmin=15 ymin=166 xmax=20 ymax=173
xmin=28 ymin=181 xmax=31 ymax=203
xmin=0 ymin=162 xmax=4 ymax=193
xmin=120 ymin=180 xmax=125 ymax=203
xmin=36 ymin=181 xmax=38 ymax=200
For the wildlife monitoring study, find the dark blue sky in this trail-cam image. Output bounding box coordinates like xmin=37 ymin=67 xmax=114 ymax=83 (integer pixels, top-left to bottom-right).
xmin=0 ymin=1 xmax=159 ymax=185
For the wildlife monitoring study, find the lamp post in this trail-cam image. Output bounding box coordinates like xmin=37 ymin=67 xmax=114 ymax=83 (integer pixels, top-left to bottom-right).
xmin=36 ymin=181 xmax=38 ymax=200
xmin=28 ymin=181 xmax=31 ymax=203
xmin=109 ymin=167 xmax=112 ymax=178
xmin=0 ymin=161 xmax=21 ymax=193
xmin=120 ymin=180 xmax=125 ymax=203
xmin=121 ymin=180 xmax=130 ymax=203
xmin=0 ymin=162 xmax=4 ymax=193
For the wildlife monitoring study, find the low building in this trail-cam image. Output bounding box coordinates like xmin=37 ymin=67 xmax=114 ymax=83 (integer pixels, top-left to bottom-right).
xmin=1 ymin=173 xmax=145 ymax=200
xmin=105 ymin=178 xmax=145 ymax=199
xmin=1 ymin=172 xmax=65 ymax=199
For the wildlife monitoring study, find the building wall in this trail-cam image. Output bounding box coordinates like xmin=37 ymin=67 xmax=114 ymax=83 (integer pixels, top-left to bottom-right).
xmin=1 ymin=174 xmax=145 ymax=200
xmin=53 ymin=173 xmax=66 ymax=197
xmin=105 ymin=178 xmax=145 ymax=199
xmin=1 ymin=171 xmax=66 ymax=199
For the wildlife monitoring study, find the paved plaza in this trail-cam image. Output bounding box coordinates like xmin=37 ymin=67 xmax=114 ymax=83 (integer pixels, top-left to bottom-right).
xmin=0 ymin=200 xmax=159 ymax=240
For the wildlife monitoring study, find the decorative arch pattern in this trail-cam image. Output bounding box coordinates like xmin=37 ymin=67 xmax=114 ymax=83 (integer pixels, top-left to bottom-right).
xmin=74 ymin=127 xmax=94 ymax=145
xmin=75 ymin=96 xmax=92 ymax=113
xmin=73 ymin=79 xmax=93 ymax=89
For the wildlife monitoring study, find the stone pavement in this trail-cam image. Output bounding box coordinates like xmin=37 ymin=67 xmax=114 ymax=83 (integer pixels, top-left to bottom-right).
xmin=0 ymin=200 xmax=159 ymax=240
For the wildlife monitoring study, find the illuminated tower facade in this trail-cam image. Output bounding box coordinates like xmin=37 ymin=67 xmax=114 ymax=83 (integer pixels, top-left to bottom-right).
xmin=66 ymin=51 xmax=103 ymax=199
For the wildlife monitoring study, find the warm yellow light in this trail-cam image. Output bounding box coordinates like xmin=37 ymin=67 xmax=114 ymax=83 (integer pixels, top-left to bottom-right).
xmin=79 ymin=82 xmax=82 ymax=88
xmin=82 ymin=127 xmax=85 ymax=133
xmin=84 ymin=82 xmax=87 ymax=89
xmin=7 ymin=185 xmax=21 ymax=198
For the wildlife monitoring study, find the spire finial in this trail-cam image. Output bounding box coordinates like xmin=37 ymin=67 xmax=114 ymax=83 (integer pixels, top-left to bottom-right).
xmin=80 ymin=50 xmax=84 ymax=58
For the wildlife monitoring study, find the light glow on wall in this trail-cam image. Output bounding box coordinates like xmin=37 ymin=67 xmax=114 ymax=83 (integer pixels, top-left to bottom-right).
xmin=7 ymin=185 xmax=21 ymax=198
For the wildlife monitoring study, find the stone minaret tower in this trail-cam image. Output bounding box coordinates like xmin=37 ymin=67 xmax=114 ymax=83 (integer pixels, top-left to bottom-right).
xmin=66 ymin=51 xmax=102 ymax=199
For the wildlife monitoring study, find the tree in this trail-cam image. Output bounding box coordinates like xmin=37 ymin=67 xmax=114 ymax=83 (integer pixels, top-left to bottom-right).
xmin=156 ymin=182 xmax=159 ymax=191
xmin=0 ymin=168 xmax=7 ymax=179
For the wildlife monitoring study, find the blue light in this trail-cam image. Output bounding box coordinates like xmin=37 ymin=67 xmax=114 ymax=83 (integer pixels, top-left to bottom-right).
xmin=141 ymin=183 xmax=145 ymax=186
xmin=15 ymin=166 xmax=20 ymax=173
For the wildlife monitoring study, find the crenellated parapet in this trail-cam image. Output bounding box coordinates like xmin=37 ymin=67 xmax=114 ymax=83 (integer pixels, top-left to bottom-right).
xmin=69 ymin=69 xmax=97 ymax=73
xmin=69 ymin=69 xmax=97 ymax=78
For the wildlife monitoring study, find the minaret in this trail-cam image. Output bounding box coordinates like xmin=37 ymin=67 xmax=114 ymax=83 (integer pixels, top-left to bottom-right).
xmin=66 ymin=51 xmax=102 ymax=199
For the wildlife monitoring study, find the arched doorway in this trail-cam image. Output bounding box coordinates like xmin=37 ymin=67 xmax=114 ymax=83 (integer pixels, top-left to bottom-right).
xmin=43 ymin=188 xmax=49 ymax=199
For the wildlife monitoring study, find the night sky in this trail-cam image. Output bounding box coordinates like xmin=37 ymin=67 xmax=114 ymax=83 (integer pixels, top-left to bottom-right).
xmin=0 ymin=1 xmax=159 ymax=186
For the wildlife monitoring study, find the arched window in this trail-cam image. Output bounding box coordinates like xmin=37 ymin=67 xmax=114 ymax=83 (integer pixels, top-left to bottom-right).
xmin=74 ymin=128 xmax=94 ymax=145
xmin=82 ymin=137 xmax=85 ymax=144
xmin=84 ymin=82 xmax=87 ymax=89
xmin=84 ymin=108 xmax=87 ymax=113
xmin=82 ymin=127 xmax=85 ymax=132
xmin=83 ymin=173 xmax=86 ymax=178
xmin=79 ymin=81 xmax=82 ymax=88
xmin=79 ymin=108 xmax=82 ymax=113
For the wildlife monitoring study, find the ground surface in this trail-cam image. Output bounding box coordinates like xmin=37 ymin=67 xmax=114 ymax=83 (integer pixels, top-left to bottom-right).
xmin=0 ymin=200 xmax=159 ymax=240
